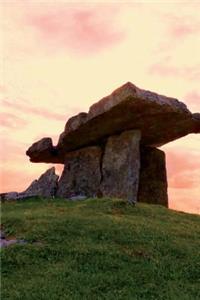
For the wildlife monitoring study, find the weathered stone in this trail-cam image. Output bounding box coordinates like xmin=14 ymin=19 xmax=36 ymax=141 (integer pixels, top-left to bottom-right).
xmin=27 ymin=82 xmax=200 ymax=163
xmin=1 ymin=167 xmax=59 ymax=201
xmin=23 ymin=167 xmax=59 ymax=198
xmin=26 ymin=137 xmax=61 ymax=163
xmin=138 ymin=147 xmax=168 ymax=206
xmin=100 ymin=130 xmax=141 ymax=203
xmin=56 ymin=146 xmax=102 ymax=198
xmin=7 ymin=192 xmax=18 ymax=200
xmin=0 ymin=238 xmax=27 ymax=248
xmin=0 ymin=230 xmax=5 ymax=239
xmin=69 ymin=195 xmax=87 ymax=201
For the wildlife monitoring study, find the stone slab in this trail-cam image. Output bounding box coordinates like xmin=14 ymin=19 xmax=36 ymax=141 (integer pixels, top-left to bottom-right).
xmin=56 ymin=146 xmax=102 ymax=198
xmin=100 ymin=130 xmax=141 ymax=203
xmin=138 ymin=147 xmax=168 ymax=206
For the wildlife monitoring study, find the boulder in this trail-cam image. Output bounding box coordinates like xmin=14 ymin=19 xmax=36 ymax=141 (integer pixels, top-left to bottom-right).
xmin=56 ymin=146 xmax=102 ymax=198
xmin=138 ymin=147 xmax=168 ymax=206
xmin=26 ymin=82 xmax=200 ymax=163
xmin=100 ymin=130 xmax=141 ymax=203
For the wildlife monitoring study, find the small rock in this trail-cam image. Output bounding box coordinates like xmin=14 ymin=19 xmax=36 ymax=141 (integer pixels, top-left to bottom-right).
xmin=0 ymin=230 xmax=5 ymax=239
xmin=0 ymin=239 xmax=17 ymax=248
xmin=69 ymin=195 xmax=87 ymax=201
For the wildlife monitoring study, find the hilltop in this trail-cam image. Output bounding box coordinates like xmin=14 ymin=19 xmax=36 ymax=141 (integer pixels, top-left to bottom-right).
xmin=1 ymin=197 xmax=200 ymax=300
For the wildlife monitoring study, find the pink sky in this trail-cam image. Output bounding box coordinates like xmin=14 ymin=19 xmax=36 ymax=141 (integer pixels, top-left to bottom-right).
xmin=0 ymin=1 xmax=200 ymax=214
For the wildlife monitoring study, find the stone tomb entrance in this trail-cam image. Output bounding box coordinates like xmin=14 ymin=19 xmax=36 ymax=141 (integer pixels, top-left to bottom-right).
xmin=26 ymin=82 xmax=200 ymax=206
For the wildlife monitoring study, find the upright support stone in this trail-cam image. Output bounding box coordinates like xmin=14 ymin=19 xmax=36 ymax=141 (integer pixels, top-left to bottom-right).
xmin=56 ymin=146 xmax=102 ymax=198
xmin=100 ymin=130 xmax=141 ymax=203
xmin=138 ymin=147 xmax=168 ymax=207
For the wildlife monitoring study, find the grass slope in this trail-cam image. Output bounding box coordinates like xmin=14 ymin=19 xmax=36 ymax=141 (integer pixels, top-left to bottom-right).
xmin=1 ymin=198 xmax=200 ymax=300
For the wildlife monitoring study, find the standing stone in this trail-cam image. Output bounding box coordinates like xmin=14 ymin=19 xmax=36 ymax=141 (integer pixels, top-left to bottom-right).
xmin=138 ymin=147 xmax=168 ymax=206
xmin=56 ymin=146 xmax=102 ymax=198
xmin=100 ymin=130 xmax=141 ymax=203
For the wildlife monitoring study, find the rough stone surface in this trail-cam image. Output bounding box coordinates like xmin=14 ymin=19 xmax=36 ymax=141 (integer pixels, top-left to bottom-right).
xmin=0 ymin=229 xmax=27 ymax=248
xmin=26 ymin=137 xmax=60 ymax=163
xmin=100 ymin=130 xmax=141 ymax=203
xmin=2 ymin=192 xmax=18 ymax=201
xmin=26 ymin=82 xmax=200 ymax=163
xmin=56 ymin=146 xmax=102 ymax=198
xmin=138 ymin=147 xmax=168 ymax=206
xmin=23 ymin=167 xmax=59 ymax=198
xmin=0 ymin=167 xmax=59 ymax=201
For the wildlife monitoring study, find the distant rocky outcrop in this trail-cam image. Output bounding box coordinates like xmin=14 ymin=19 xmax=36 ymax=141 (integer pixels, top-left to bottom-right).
xmin=24 ymin=82 xmax=200 ymax=206
xmin=0 ymin=167 xmax=59 ymax=201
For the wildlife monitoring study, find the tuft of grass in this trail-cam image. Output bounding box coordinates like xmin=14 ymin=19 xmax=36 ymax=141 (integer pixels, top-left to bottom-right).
xmin=1 ymin=197 xmax=200 ymax=300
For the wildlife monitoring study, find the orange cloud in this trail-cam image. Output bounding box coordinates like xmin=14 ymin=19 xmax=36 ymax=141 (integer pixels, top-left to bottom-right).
xmin=165 ymin=149 xmax=200 ymax=214
xmin=169 ymin=188 xmax=200 ymax=215
xmin=166 ymin=150 xmax=200 ymax=176
xmin=184 ymin=91 xmax=200 ymax=112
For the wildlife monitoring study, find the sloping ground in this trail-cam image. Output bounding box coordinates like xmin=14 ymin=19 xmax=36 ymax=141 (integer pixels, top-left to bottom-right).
xmin=1 ymin=198 xmax=200 ymax=300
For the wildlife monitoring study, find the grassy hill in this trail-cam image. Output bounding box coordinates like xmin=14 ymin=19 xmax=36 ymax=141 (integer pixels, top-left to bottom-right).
xmin=1 ymin=197 xmax=200 ymax=300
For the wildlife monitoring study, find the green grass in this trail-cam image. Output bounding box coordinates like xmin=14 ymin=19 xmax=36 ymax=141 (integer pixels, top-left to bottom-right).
xmin=1 ymin=197 xmax=200 ymax=300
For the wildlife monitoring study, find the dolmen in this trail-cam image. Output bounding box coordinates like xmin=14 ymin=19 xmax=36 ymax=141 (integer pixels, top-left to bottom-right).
xmin=26 ymin=82 xmax=200 ymax=206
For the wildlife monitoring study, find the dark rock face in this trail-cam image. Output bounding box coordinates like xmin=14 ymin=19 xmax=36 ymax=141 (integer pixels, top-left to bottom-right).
xmin=23 ymin=167 xmax=59 ymax=198
xmin=1 ymin=167 xmax=59 ymax=201
xmin=26 ymin=137 xmax=61 ymax=163
xmin=1 ymin=192 xmax=18 ymax=201
xmin=56 ymin=146 xmax=102 ymax=198
xmin=26 ymin=82 xmax=200 ymax=163
xmin=100 ymin=130 xmax=141 ymax=203
xmin=138 ymin=147 xmax=168 ymax=206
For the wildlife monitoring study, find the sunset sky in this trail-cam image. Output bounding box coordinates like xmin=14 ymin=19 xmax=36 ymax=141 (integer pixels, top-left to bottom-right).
xmin=0 ymin=0 xmax=200 ymax=214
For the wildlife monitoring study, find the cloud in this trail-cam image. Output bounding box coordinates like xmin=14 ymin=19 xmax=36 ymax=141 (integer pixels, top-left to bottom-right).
xmin=149 ymin=63 xmax=200 ymax=81
xmin=26 ymin=5 xmax=125 ymax=55
xmin=0 ymin=112 xmax=27 ymax=129
xmin=0 ymin=138 xmax=26 ymax=169
xmin=169 ymin=188 xmax=200 ymax=214
xmin=0 ymin=85 xmax=7 ymax=94
xmin=166 ymin=150 xmax=200 ymax=189
xmin=167 ymin=15 xmax=200 ymax=39
xmin=184 ymin=91 xmax=200 ymax=111
xmin=2 ymin=99 xmax=68 ymax=121
xmin=166 ymin=148 xmax=200 ymax=214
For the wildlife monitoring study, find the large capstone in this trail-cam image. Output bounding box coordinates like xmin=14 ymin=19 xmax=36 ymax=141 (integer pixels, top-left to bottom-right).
xmin=138 ymin=147 xmax=168 ymax=206
xmin=26 ymin=82 xmax=200 ymax=163
xmin=56 ymin=146 xmax=102 ymax=198
xmin=100 ymin=130 xmax=141 ymax=203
